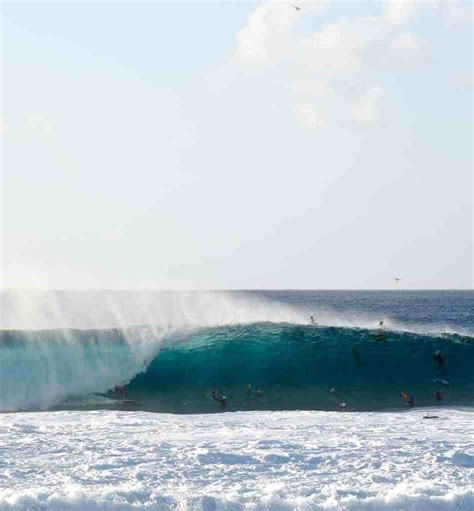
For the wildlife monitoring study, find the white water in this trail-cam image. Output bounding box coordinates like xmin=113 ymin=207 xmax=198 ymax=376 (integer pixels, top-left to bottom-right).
xmin=1 ymin=408 xmax=473 ymax=510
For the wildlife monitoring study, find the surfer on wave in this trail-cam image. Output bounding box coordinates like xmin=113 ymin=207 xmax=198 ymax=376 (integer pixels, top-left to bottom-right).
xmin=433 ymin=351 xmax=445 ymax=365
xmin=400 ymin=392 xmax=415 ymax=407
xmin=246 ymin=384 xmax=263 ymax=399
xmin=210 ymin=389 xmax=227 ymax=408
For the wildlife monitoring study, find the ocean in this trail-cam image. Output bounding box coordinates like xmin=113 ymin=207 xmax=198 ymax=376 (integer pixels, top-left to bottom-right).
xmin=1 ymin=290 xmax=473 ymax=510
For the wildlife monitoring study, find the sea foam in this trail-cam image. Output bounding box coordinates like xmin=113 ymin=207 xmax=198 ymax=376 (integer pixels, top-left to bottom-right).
xmin=0 ymin=409 xmax=473 ymax=510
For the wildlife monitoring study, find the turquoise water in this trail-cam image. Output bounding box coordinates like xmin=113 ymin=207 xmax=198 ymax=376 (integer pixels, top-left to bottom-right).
xmin=1 ymin=290 xmax=473 ymax=413
xmin=125 ymin=323 xmax=474 ymax=413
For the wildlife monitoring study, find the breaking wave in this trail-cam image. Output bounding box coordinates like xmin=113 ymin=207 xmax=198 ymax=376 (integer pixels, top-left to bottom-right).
xmin=1 ymin=321 xmax=473 ymax=413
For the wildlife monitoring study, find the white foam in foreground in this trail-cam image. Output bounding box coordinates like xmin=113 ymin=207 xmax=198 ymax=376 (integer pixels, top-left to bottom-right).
xmin=0 ymin=409 xmax=473 ymax=510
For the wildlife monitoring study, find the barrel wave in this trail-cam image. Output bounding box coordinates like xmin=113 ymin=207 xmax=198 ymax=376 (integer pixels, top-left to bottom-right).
xmin=1 ymin=323 xmax=473 ymax=413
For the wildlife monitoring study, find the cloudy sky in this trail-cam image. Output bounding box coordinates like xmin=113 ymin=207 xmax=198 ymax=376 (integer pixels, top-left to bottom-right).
xmin=1 ymin=0 xmax=472 ymax=289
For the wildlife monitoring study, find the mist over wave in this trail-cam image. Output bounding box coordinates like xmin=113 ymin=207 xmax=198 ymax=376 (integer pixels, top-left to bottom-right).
xmin=0 ymin=290 xmax=306 ymax=330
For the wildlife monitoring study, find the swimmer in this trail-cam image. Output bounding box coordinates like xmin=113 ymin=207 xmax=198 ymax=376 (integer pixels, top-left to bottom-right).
xmin=432 ymin=391 xmax=443 ymax=401
xmin=337 ymin=402 xmax=347 ymax=409
xmin=210 ymin=389 xmax=227 ymax=407
xmin=433 ymin=351 xmax=444 ymax=365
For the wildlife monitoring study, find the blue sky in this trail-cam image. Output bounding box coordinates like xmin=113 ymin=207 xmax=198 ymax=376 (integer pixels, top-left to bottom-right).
xmin=1 ymin=1 xmax=472 ymax=289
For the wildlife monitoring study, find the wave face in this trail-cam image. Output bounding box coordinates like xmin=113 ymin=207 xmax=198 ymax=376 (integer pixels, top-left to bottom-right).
xmin=2 ymin=323 xmax=473 ymax=413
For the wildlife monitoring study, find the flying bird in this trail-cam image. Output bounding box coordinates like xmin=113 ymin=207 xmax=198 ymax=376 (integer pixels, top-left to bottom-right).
xmin=293 ymin=5 xmax=302 ymax=11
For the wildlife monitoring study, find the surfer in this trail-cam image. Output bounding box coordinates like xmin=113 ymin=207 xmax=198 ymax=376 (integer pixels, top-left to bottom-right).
xmin=246 ymin=384 xmax=263 ymax=399
xmin=352 ymin=346 xmax=361 ymax=367
xmin=433 ymin=351 xmax=447 ymax=374
xmin=337 ymin=402 xmax=347 ymax=410
xmin=114 ymin=386 xmax=125 ymax=395
xmin=375 ymin=321 xmax=386 ymax=342
xmin=310 ymin=315 xmax=317 ymax=325
xmin=433 ymin=351 xmax=445 ymax=365
xmin=400 ymin=392 xmax=415 ymax=407
xmin=432 ymin=391 xmax=443 ymax=401
xmin=210 ymin=389 xmax=227 ymax=408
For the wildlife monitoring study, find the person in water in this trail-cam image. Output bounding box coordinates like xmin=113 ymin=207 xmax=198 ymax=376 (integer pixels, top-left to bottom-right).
xmin=400 ymin=392 xmax=415 ymax=407
xmin=210 ymin=389 xmax=227 ymax=407
xmin=375 ymin=321 xmax=387 ymax=342
xmin=433 ymin=351 xmax=444 ymax=365
xmin=114 ymin=386 xmax=125 ymax=395
xmin=352 ymin=346 xmax=361 ymax=368
xmin=432 ymin=391 xmax=443 ymax=401
xmin=246 ymin=384 xmax=263 ymax=398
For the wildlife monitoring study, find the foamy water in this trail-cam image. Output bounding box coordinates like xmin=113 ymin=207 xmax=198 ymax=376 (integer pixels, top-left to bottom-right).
xmin=1 ymin=409 xmax=473 ymax=510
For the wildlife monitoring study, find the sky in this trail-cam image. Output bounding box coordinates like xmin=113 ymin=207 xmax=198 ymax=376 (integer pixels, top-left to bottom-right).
xmin=1 ymin=0 xmax=472 ymax=290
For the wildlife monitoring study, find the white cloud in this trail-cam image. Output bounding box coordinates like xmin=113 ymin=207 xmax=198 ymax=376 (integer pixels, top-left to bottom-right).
xmin=352 ymin=86 xmax=384 ymax=126
xmin=232 ymin=0 xmax=328 ymax=69
xmin=232 ymin=2 xmax=299 ymax=68
xmin=231 ymin=1 xmax=439 ymax=131
xmin=295 ymin=103 xmax=326 ymax=130
xmin=296 ymin=18 xmax=382 ymax=75
xmin=391 ymin=33 xmax=426 ymax=51
xmin=384 ymin=0 xmax=419 ymax=25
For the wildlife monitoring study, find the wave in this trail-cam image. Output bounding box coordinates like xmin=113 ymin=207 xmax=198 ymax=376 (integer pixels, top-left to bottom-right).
xmin=1 ymin=322 xmax=473 ymax=413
